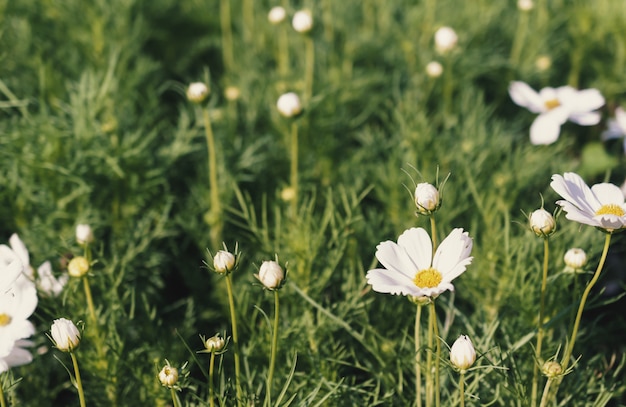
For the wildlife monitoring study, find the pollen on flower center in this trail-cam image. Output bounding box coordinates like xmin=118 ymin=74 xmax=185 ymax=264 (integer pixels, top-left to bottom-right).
xmin=0 ymin=313 xmax=11 ymax=326
xmin=413 ymin=268 xmax=442 ymax=288
xmin=595 ymin=204 xmax=626 ymax=217
xmin=544 ymin=98 xmax=560 ymax=110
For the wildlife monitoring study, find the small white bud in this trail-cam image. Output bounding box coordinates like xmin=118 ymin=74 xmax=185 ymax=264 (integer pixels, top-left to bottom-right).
xmin=224 ymin=86 xmax=241 ymax=101
xmin=542 ymin=361 xmax=563 ymax=378
xmin=529 ymin=209 xmax=555 ymax=236
xmin=50 ymin=318 xmax=81 ymax=352
xmin=517 ymin=0 xmax=534 ymax=11
xmin=67 ymin=256 xmax=90 ymax=278
xmin=186 ymin=82 xmax=210 ymax=104
xmin=434 ymin=26 xmax=458 ymax=54
xmin=414 ymin=183 xmax=440 ymax=215
xmin=204 ymin=334 xmax=225 ymax=352
xmin=276 ymin=92 xmax=302 ymax=118
xmin=75 ymin=224 xmax=94 ymax=245
xmin=535 ymin=55 xmax=552 ymax=72
xmin=564 ymin=248 xmax=587 ymax=271
xmin=450 ymin=335 xmax=476 ymax=371
xmin=268 ymin=6 xmax=287 ymax=25
xmin=292 ymin=10 xmax=313 ymax=33
xmin=255 ymin=260 xmax=285 ymax=290
xmin=426 ymin=61 xmax=443 ymax=78
xmin=158 ymin=364 xmax=179 ymax=387
xmin=213 ymin=250 xmax=235 ymax=274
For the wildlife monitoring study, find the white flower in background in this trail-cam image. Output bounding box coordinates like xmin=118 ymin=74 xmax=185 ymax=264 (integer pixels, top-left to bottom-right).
xmin=213 ymin=250 xmax=236 ymax=274
xmin=425 ymin=61 xmax=443 ymax=78
xmin=434 ymin=26 xmax=458 ymax=54
xmin=0 ymin=245 xmax=23 ymax=292
xmin=529 ymin=208 xmax=556 ymax=236
xmin=255 ymin=260 xmax=285 ymax=290
xmin=564 ymin=248 xmax=587 ymax=271
xmin=508 ymin=81 xmax=605 ymax=145
xmin=75 ymin=224 xmax=94 ymax=245
xmin=366 ymin=227 xmax=473 ymax=298
xmin=0 ymin=274 xmax=38 ymax=346
xmin=517 ymin=0 xmax=534 ymax=11
xmin=277 ymin=92 xmax=302 ymax=118
xmin=50 ymin=318 xmax=81 ymax=352
xmin=158 ymin=364 xmax=179 ymax=387
xmin=224 ymin=86 xmax=241 ymax=102
xmin=37 ymin=261 xmax=69 ymax=297
xmin=414 ymin=183 xmax=440 ymax=215
xmin=292 ymin=9 xmax=313 ymax=33
xmin=268 ymin=6 xmax=287 ymax=25
xmin=551 ymin=172 xmax=626 ymax=232
xmin=0 ymin=339 xmax=34 ymax=373
xmin=601 ymin=106 xmax=626 ymax=152
xmin=535 ymin=55 xmax=552 ymax=72
xmin=186 ymin=82 xmax=210 ymax=104
xmin=450 ymin=335 xmax=476 ymax=371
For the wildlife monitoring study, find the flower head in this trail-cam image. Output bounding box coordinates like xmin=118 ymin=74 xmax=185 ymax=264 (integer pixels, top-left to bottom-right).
xmin=75 ymin=224 xmax=94 ymax=245
xmin=277 ymin=92 xmax=302 ymax=118
xmin=268 ymin=6 xmax=287 ymax=24
xmin=50 ymin=318 xmax=81 ymax=352
xmin=434 ymin=26 xmax=458 ymax=54
xmin=158 ymin=364 xmax=179 ymax=387
xmin=529 ymin=208 xmax=556 ymax=236
xmin=564 ymin=248 xmax=587 ymax=272
xmin=450 ymin=335 xmax=476 ymax=371
xmin=68 ymin=256 xmax=90 ymax=278
xmin=186 ymin=82 xmax=210 ymax=104
xmin=509 ymin=81 xmax=605 ymax=145
xmin=292 ymin=9 xmax=313 ymax=33
xmin=255 ymin=260 xmax=285 ymax=290
xmin=213 ymin=250 xmax=236 ymax=274
xmin=204 ymin=334 xmax=225 ymax=353
xmin=550 ymin=172 xmax=626 ymax=232
xmin=414 ymin=183 xmax=440 ymax=215
xmin=366 ymin=227 xmax=473 ymax=298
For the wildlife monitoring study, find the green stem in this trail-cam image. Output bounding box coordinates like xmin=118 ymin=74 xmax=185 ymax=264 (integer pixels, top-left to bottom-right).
xmin=430 ymin=301 xmax=441 ymax=407
xmin=0 ymin=376 xmax=6 ymax=407
xmin=429 ymin=216 xmax=437 ymax=251
xmin=550 ymin=233 xmax=612 ymax=403
xmin=202 ymin=107 xmax=222 ymax=249
xmin=289 ymin=121 xmax=299 ymax=217
xmin=531 ymin=237 xmax=550 ymax=407
xmin=459 ymin=372 xmax=465 ymax=407
xmin=83 ymin=276 xmax=98 ymax=327
xmin=425 ymin=304 xmax=433 ymax=407
xmin=415 ymin=304 xmax=423 ymax=407
xmin=510 ymin=10 xmax=529 ymax=68
xmin=170 ymin=388 xmax=181 ymax=407
xmin=539 ymin=377 xmax=554 ymax=407
xmin=70 ymin=352 xmax=87 ymax=407
xmin=224 ymin=275 xmax=242 ymax=406
xmin=209 ymin=352 xmax=216 ymax=407
xmin=219 ymin=0 xmax=234 ymax=72
xmin=304 ymin=36 xmax=315 ymax=104
xmin=265 ymin=290 xmax=281 ymax=407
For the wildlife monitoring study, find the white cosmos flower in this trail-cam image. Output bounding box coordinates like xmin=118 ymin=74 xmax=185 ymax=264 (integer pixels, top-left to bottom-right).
xmin=0 ymin=339 xmax=34 ymax=373
xmin=37 ymin=261 xmax=69 ymax=297
xmin=508 ymin=81 xmax=605 ymax=145
xmin=602 ymin=106 xmax=626 ymax=152
xmin=366 ymin=227 xmax=473 ymax=298
xmin=550 ymin=172 xmax=626 ymax=232
xmin=0 ymin=274 xmax=38 ymax=345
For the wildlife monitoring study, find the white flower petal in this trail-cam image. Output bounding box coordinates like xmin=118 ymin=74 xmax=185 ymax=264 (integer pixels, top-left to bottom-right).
xmin=397 ymin=228 xmax=432 ymax=271
xmin=530 ymin=112 xmax=563 ymax=145
xmin=366 ymin=269 xmax=416 ymax=296
xmin=375 ymin=241 xmax=418 ymax=280
xmin=593 ymin=214 xmax=626 ymax=230
xmin=0 ymin=246 xmax=22 ymax=292
xmin=590 ymin=183 xmax=625 ymax=206
xmin=432 ymin=228 xmax=472 ymax=274
xmin=568 ymin=111 xmax=601 ymax=126
xmin=8 ymin=234 xmax=29 ymax=268
xmin=509 ymin=81 xmax=545 ymax=113
xmin=551 ymin=173 xmax=600 ymax=215
xmin=561 ymin=88 xmax=604 ymax=114
xmin=557 ymin=200 xmax=601 ymax=227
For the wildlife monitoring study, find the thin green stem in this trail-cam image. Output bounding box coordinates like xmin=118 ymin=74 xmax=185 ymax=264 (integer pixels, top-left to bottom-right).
xmin=0 ymin=376 xmax=6 ymax=407
xmin=539 ymin=377 xmax=554 ymax=407
xmin=415 ymin=304 xmax=423 ymax=407
xmin=224 ymin=275 xmax=242 ymax=406
xmin=70 ymin=352 xmax=87 ymax=407
xmin=202 ymin=107 xmax=222 ymax=249
xmin=265 ymin=290 xmax=281 ymax=407
xmin=430 ymin=301 xmax=441 ymax=407
xmin=304 ymin=36 xmax=315 ymax=104
xmin=83 ymin=276 xmax=98 ymax=327
xmin=429 ymin=216 xmax=437 ymax=251
xmin=459 ymin=372 xmax=465 ymax=407
xmin=289 ymin=121 xmax=299 ymax=217
xmin=425 ymin=303 xmax=433 ymax=407
xmin=510 ymin=10 xmax=530 ymax=68
xmin=209 ymin=352 xmax=216 ymax=407
xmin=170 ymin=388 xmax=181 ymax=407
xmin=219 ymin=0 xmax=234 ymax=72
xmin=531 ymin=237 xmax=550 ymax=407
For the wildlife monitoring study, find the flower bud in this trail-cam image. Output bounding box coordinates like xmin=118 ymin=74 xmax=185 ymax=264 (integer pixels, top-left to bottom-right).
xmin=426 ymin=61 xmax=443 ymax=78
xmin=542 ymin=361 xmax=563 ymax=378
xmin=268 ymin=6 xmax=287 ymax=24
xmin=535 ymin=55 xmax=552 ymax=72
xmin=434 ymin=26 xmax=458 ymax=54
xmin=204 ymin=334 xmax=225 ymax=352
xmin=213 ymin=250 xmax=235 ymax=274
xmin=68 ymin=256 xmax=90 ymax=278
xmin=224 ymin=86 xmax=241 ymax=101
xmin=186 ymin=82 xmax=210 ymax=104
xmin=255 ymin=260 xmax=285 ymax=290
xmin=450 ymin=335 xmax=476 ymax=371
xmin=292 ymin=9 xmax=313 ymax=33
xmin=564 ymin=248 xmax=587 ymax=271
xmin=529 ymin=209 xmax=555 ymax=236
xmin=50 ymin=318 xmax=81 ymax=352
xmin=75 ymin=224 xmax=94 ymax=245
xmin=517 ymin=0 xmax=534 ymax=11
xmin=158 ymin=364 xmax=179 ymax=387
xmin=414 ymin=183 xmax=440 ymax=215
xmin=276 ymin=92 xmax=302 ymax=118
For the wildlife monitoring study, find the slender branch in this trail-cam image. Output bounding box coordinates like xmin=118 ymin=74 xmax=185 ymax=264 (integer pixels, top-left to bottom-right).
xmin=224 ymin=275 xmax=242 ymax=406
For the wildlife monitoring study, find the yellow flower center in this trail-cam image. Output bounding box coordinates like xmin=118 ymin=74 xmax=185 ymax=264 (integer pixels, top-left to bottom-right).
xmin=595 ymin=204 xmax=625 ymax=217
xmin=413 ymin=268 xmax=442 ymax=288
xmin=0 ymin=313 xmax=11 ymax=326
xmin=544 ymin=98 xmax=560 ymax=110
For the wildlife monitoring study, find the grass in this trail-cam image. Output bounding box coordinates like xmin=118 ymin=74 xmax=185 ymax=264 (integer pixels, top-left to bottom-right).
xmin=1 ymin=0 xmax=626 ymax=405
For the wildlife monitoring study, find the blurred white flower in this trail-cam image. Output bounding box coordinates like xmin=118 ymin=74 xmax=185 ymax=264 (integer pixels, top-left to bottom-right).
xmin=158 ymin=364 xmax=179 ymax=387
xmin=551 ymin=172 xmax=626 ymax=232
xmin=0 ymin=339 xmax=34 ymax=373
xmin=601 ymin=107 xmax=626 ymax=152
xmin=268 ymin=6 xmax=287 ymax=25
xmin=68 ymin=256 xmax=90 ymax=278
xmin=434 ymin=26 xmax=458 ymax=54
xmin=9 ymin=234 xmax=33 ymax=279
xmin=50 ymin=318 xmax=81 ymax=352
xmin=224 ymin=86 xmax=241 ymax=101
xmin=186 ymin=82 xmax=210 ymax=104
xmin=366 ymin=227 xmax=473 ymax=298
xmin=517 ymin=0 xmax=534 ymax=11
xmin=535 ymin=55 xmax=552 ymax=72
xmin=425 ymin=61 xmax=443 ymax=78
xmin=36 ymin=261 xmax=69 ymax=297
xmin=277 ymin=92 xmax=302 ymax=118
xmin=414 ymin=183 xmax=440 ymax=215
xmin=292 ymin=9 xmax=313 ymax=33
xmin=508 ymin=81 xmax=605 ymax=145
xmin=450 ymin=335 xmax=476 ymax=371
xmin=255 ymin=260 xmax=285 ymax=290
xmin=0 ymin=245 xmax=23 ymax=292
xmin=213 ymin=250 xmax=235 ymax=274
xmin=75 ymin=224 xmax=94 ymax=245
xmin=564 ymin=248 xmax=587 ymax=271
xmin=529 ymin=208 xmax=556 ymax=236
